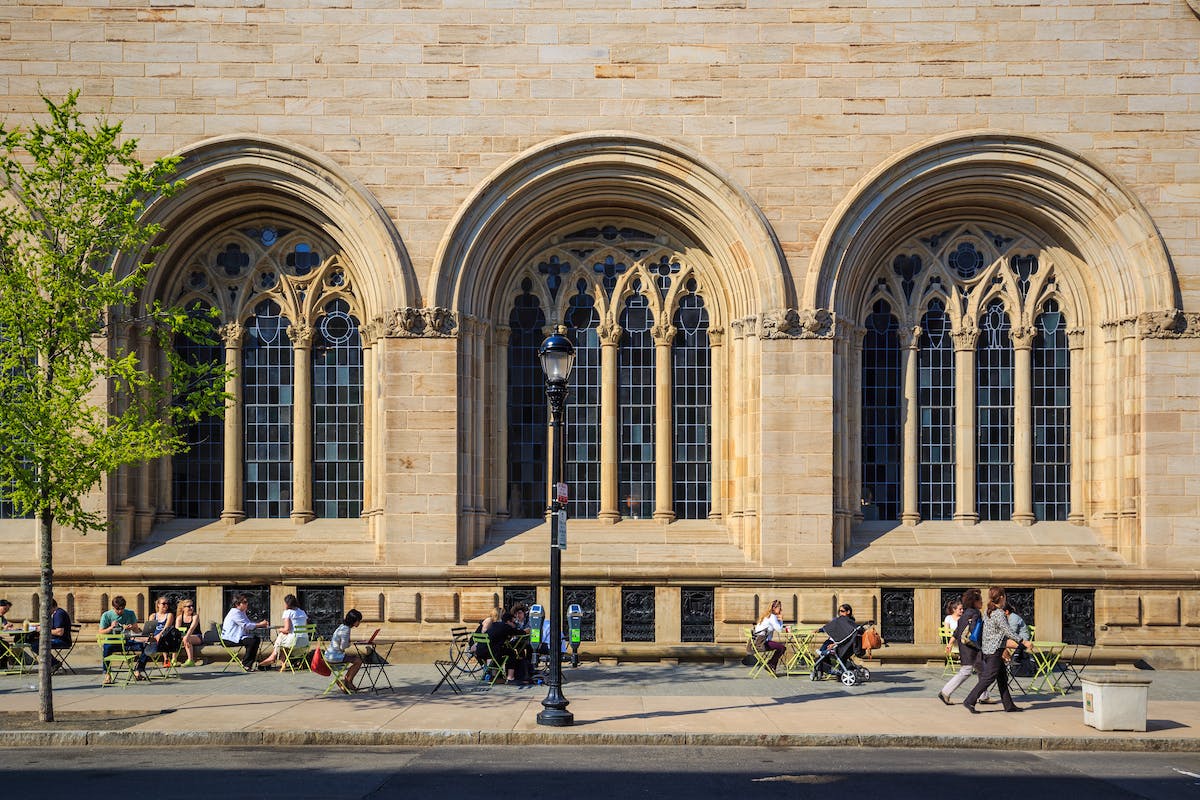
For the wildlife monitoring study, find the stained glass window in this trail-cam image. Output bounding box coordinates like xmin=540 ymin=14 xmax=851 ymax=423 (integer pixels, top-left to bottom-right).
xmin=673 ymin=283 xmax=711 ymax=520
xmin=918 ymin=300 xmax=955 ymax=520
xmin=976 ymin=300 xmax=1014 ymax=521
xmin=564 ymin=283 xmax=601 ymax=519
xmin=507 ymin=280 xmax=547 ymax=519
xmin=313 ymin=299 xmax=363 ymax=518
xmin=1033 ymin=301 xmax=1070 ymax=521
xmin=243 ymin=300 xmax=293 ymax=519
xmin=619 ymin=284 xmax=656 ymax=518
xmin=861 ymin=300 xmax=901 ymax=521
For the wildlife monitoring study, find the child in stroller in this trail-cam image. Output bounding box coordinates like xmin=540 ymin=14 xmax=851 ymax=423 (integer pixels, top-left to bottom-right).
xmin=810 ymin=604 xmax=873 ymax=686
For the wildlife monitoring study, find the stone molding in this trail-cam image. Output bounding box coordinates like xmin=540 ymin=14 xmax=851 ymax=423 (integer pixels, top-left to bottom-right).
xmin=1189 ymin=0 xmax=1200 ymax=20
xmin=760 ymin=307 xmax=835 ymax=339
xmin=385 ymin=306 xmax=459 ymax=338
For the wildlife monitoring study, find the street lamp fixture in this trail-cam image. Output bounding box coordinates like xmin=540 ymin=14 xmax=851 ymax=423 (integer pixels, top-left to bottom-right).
xmin=536 ymin=330 xmax=575 ymax=727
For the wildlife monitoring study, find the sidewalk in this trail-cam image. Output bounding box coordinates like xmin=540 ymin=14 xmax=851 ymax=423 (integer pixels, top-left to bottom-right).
xmin=2 ymin=662 xmax=1197 ymax=751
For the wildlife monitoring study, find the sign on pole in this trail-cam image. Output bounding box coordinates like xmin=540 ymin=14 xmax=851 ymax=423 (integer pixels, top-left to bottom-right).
xmin=557 ymin=509 xmax=567 ymax=549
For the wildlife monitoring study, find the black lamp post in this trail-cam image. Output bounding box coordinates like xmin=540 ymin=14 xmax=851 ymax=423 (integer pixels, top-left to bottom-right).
xmin=536 ymin=330 xmax=575 ymax=727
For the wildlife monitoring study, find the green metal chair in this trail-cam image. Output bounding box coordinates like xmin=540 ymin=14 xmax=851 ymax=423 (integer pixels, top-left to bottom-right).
xmin=280 ymin=624 xmax=317 ymax=673
xmin=744 ymin=627 xmax=777 ymax=679
xmin=470 ymin=632 xmax=508 ymax=688
xmin=98 ymin=633 xmax=138 ymax=687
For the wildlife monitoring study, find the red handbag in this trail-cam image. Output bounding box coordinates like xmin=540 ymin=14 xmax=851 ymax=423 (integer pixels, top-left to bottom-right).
xmin=310 ymin=648 xmax=331 ymax=676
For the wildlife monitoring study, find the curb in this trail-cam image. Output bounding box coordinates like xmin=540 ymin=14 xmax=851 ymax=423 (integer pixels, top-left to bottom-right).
xmin=1 ymin=729 xmax=1197 ymax=752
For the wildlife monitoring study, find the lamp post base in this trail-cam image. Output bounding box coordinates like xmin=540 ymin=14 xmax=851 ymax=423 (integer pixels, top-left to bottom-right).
xmin=536 ymin=707 xmax=575 ymax=727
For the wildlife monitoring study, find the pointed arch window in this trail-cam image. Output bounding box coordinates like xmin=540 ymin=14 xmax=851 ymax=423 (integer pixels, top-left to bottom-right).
xmin=918 ymin=300 xmax=955 ymax=521
xmin=564 ymin=282 xmax=601 ymax=519
xmin=976 ymin=300 xmax=1014 ymax=521
xmin=861 ymin=300 xmax=901 ymax=521
xmin=506 ymin=279 xmax=547 ymax=519
xmin=619 ymin=283 xmax=656 ymax=518
xmin=1033 ymin=300 xmax=1070 ymax=521
xmin=243 ymin=299 xmax=293 ymax=519
xmin=672 ymin=281 xmax=711 ymax=520
xmin=313 ymin=299 xmax=363 ymax=519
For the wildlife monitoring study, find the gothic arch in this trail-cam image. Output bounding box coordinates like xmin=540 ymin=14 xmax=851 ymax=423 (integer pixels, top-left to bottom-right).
xmin=805 ymin=131 xmax=1179 ymax=323
xmin=131 ymin=134 xmax=416 ymax=320
xmin=430 ymin=131 xmax=792 ymax=322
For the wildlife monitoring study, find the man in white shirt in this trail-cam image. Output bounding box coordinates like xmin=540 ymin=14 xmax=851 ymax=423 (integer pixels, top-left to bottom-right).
xmin=220 ymin=593 xmax=270 ymax=670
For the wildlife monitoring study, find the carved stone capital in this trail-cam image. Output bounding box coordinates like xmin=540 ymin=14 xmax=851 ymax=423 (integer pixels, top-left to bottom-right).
xmin=899 ymin=325 xmax=922 ymax=350
xmin=651 ymin=322 xmax=677 ymax=344
xmin=288 ymin=323 xmax=315 ymax=348
xmin=1009 ymin=325 xmax=1035 ymax=350
xmin=495 ymin=324 xmax=512 ymax=347
xmin=1066 ymin=327 xmax=1086 ymax=349
xmin=359 ymin=317 xmax=385 ymax=346
xmin=597 ymin=318 xmax=622 ymax=346
xmin=760 ymin=307 xmax=835 ymax=339
xmin=950 ymin=326 xmax=979 ymax=351
xmin=219 ymin=322 xmax=246 ymax=347
xmin=1138 ymin=309 xmax=1200 ymax=339
xmin=707 ymin=326 xmax=725 ymax=346
xmin=387 ymin=306 xmax=459 ymax=338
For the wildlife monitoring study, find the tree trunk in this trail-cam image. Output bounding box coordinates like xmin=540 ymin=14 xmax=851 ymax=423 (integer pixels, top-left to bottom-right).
xmin=38 ymin=506 xmax=54 ymax=723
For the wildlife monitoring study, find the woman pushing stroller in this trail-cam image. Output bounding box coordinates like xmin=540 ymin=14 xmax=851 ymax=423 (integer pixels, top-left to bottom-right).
xmin=811 ymin=604 xmax=873 ymax=686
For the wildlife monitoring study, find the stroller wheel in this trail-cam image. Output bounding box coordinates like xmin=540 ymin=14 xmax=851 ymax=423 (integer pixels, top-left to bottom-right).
xmin=840 ymin=671 xmax=858 ymax=687
xmin=809 ymin=668 xmax=820 ymax=681
xmin=857 ymin=667 xmax=871 ymax=681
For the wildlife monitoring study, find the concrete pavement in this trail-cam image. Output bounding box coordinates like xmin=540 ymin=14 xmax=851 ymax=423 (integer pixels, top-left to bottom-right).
xmin=1 ymin=661 xmax=1197 ymax=751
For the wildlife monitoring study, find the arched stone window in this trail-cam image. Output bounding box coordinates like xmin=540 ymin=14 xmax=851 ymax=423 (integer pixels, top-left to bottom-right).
xmin=855 ymin=224 xmax=1078 ymax=527
xmin=167 ymin=221 xmax=366 ymax=523
xmin=172 ymin=303 xmax=224 ymax=519
xmin=499 ymin=226 xmax=716 ymax=523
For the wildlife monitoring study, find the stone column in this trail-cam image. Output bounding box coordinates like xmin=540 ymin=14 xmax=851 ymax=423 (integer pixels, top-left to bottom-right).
xmin=900 ymin=325 xmax=922 ymax=526
xmin=111 ymin=320 xmax=135 ymax=561
xmin=360 ymin=319 xmax=382 ymax=517
xmin=598 ymin=320 xmax=621 ymax=523
xmin=495 ymin=326 xmax=511 ymax=518
xmin=707 ymin=327 xmax=725 ymax=520
xmin=1067 ymin=328 xmax=1086 ymax=525
xmin=289 ymin=323 xmax=315 ymax=524
xmin=473 ymin=319 xmax=488 ymax=517
xmin=154 ymin=340 xmax=175 ymax=523
xmin=134 ymin=326 xmax=156 ymax=539
xmin=219 ymin=323 xmax=245 ymax=524
xmin=952 ymin=327 xmax=979 ymax=525
xmin=729 ymin=320 xmax=745 ymax=526
xmin=1011 ymin=325 xmax=1035 ymax=526
xmin=652 ymin=320 xmax=676 ymax=524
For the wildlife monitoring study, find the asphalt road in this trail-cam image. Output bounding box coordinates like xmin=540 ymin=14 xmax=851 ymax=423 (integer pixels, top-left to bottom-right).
xmin=4 ymin=746 xmax=1200 ymax=799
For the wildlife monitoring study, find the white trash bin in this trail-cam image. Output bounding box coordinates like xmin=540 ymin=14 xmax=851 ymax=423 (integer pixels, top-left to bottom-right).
xmin=1081 ymin=672 xmax=1151 ymax=732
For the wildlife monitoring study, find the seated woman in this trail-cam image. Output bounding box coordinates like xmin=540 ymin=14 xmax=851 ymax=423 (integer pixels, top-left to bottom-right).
xmin=325 ymin=609 xmax=364 ymax=692
xmin=485 ymin=606 xmax=530 ymax=684
xmin=259 ymin=594 xmax=309 ymax=669
xmin=133 ymin=595 xmax=176 ymax=680
xmin=175 ymin=599 xmax=203 ymax=667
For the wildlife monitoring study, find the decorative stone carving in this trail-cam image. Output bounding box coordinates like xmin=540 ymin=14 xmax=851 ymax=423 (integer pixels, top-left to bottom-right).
xmin=597 ymin=318 xmax=622 ymax=346
xmin=359 ymin=317 xmax=385 ymax=346
xmin=650 ymin=321 xmax=678 ymax=344
xmin=760 ymin=307 xmax=834 ymax=339
xmin=707 ymin=326 xmax=725 ymax=346
xmin=950 ymin=326 xmax=979 ymax=351
xmin=387 ymin=306 xmax=459 ymax=338
xmin=1009 ymin=325 xmax=1035 ymax=349
xmin=287 ymin=323 xmax=315 ymax=348
xmin=899 ymin=325 xmax=922 ymax=350
xmin=1138 ymin=309 xmax=1200 ymax=339
xmin=219 ymin=322 xmax=245 ymax=347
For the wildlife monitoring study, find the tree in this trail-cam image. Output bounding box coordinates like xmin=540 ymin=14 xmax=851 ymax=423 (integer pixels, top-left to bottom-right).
xmin=0 ymin=93 xmax=228 ymax=721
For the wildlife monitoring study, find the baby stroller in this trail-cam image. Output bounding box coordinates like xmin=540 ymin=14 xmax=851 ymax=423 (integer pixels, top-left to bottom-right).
xmin=810 ymin=615 xmax=873 ymax=686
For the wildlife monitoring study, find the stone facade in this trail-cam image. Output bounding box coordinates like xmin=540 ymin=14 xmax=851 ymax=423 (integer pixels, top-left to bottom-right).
xmin=1 ymin=0 xmax=1199 ymax=667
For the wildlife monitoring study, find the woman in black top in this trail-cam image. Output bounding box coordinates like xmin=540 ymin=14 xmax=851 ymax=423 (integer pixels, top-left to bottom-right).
xmin=938 ymin=589 xmax=992 ymax=706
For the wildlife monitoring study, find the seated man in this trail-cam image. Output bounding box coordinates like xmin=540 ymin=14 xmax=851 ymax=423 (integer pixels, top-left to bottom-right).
xmin=220 ymin=593 xmax=270 ymax=670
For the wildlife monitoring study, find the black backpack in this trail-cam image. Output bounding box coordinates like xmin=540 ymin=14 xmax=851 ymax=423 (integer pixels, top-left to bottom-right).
xmin=157 ymin=625 xmax=182 ymax=653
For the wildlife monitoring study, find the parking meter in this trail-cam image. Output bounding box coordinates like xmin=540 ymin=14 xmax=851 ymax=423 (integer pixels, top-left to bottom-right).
xmin=529 ymin=604 xmax=544 ymax=648
xmin=567 ymin=604 xmax=583 ymax=666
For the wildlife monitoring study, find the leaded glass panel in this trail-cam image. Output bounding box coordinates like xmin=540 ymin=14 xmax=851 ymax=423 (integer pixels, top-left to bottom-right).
xmin=564 ymin=285 xmax=601 ymax=519
xmin=918 ymin=301 xmax=955 ymax=520
xmin=672 ymin=285 xmax=711 ymax=520
xmin=619 ymin=287 xmax=656 ymax=518
xmin=976 ymin=300 xmax=1014 ymax=521
xmin=243 ymin=300 xmax=293 ymax=519
xmin=313 ymin=299 xmax=363 ymax=519
xmin=861 ymin=300 xmax=901 ymax=521
xmin=173 ymin=306 xmax=224 ymax=519
xmin=1033 ymin=302 xmax=1070 ymax=521
xmin=507 ymin=281 xmax=546 ymax=519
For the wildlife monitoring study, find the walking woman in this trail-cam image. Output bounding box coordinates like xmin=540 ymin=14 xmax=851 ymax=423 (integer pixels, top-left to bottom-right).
xmin=961 ymin=587 xmax=1033 ymax=713
xmin=938 ymin=588 xmax=990 ymax=705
